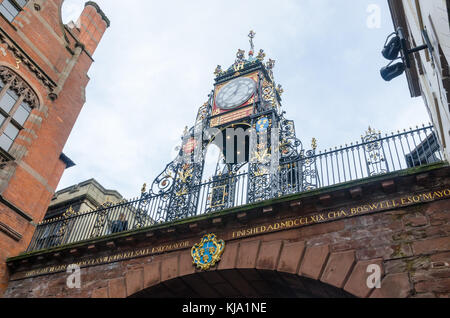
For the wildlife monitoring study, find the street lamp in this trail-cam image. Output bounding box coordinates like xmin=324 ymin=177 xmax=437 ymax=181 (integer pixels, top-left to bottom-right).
xmin=382 ymin=32 xmax=402 ymax=60
xmin=380 ymin=61 xmax=406 ymax=82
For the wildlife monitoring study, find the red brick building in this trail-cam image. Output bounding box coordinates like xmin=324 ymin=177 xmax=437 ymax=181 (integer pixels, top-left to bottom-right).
xmin=0 ymin=0 xmax=109 ymax=295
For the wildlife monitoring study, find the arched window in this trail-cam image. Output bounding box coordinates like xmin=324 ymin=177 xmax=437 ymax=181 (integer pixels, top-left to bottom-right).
xmin=0 ymin=0 xmax=27 ymax=22
xmin=0 ymin=66 xmax=38 ymax=152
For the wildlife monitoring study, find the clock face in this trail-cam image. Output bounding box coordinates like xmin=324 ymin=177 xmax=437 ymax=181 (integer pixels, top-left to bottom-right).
xmin=216 ymin=77 xmax=256 ymax=110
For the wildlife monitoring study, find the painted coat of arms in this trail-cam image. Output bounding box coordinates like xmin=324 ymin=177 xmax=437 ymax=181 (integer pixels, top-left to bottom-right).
xmin=191 ymin=234 xmax=225 ymax=270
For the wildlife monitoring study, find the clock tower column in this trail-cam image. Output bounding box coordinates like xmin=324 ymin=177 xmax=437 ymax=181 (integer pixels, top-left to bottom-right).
xmin=146 ymin=31 xmax=316 ymax=222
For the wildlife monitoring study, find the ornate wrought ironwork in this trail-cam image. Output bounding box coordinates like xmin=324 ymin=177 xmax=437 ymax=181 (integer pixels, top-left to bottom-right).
xmin=150 ymin=161 xmax=177 ymax=196
xmin=363 ymin=126 xmax=388 ymax=176
xmin=148 ymin=95 xmax=214 ymax=222
xmin=25 ymin=31 xmax=446 ymax=253
xmin=235 ymin=49 xmax=246 ymax=66
xmin=56 ymin=206 xmax=76 ymax=240
xmin=256 ymin=49 xmax=266 ymax=62
xmin=27 ymin=125 xmax=443 ymax=252
xmin=279 ymin=117 xmax=302 ymax=160
xmin=300 ymin=145 xmax=319 ymax=191
xmin=206 ymin=174 xmax=231 ymax=211
xmin=214 ymin=65 xmax=223 ymax=77
xmin=90 ymin=201 xmax=114 ymax=238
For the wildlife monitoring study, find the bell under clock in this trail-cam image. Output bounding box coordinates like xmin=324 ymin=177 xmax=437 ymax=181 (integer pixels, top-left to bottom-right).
xmin=215 ymin=77 xmax=256 ymax=110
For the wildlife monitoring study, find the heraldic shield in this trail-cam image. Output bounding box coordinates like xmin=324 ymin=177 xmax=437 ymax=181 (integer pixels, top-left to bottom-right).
xmin=191 ymin=234 xmax=225 ymax=270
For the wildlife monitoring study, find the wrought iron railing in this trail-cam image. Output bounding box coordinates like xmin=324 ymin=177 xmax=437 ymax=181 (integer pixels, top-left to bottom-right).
xmin=26 ymin=124 xmax=444 ymax=252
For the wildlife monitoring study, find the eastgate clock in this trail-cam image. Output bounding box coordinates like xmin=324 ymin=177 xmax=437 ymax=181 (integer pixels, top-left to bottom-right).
xmin=216 ymin=77 xmax=256 ymax=110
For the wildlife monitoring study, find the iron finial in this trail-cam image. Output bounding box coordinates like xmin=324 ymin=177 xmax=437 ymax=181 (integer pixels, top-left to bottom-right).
xmin=214 ymin=65 xmax=223 ymax=76
xmin=276 ymin=84 xmax=284 ymax=96
xmin=266 ymin=58 xmax=275 ymax=70
xmin=312 ymin=138 xmax=317 ymax=150
xmin=256 ymin=49 xmax=266 ymax=62
xmin=236 ymin=49 xmax=245 ymax=63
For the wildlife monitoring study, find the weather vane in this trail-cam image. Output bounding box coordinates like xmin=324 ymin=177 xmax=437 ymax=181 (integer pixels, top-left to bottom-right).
xmin=248 ymin=30 xmax=256 ymax=56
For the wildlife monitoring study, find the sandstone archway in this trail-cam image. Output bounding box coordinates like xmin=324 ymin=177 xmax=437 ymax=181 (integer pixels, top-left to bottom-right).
xmin=96 ymin=240 xmax=386 ymax=299
xmin=7 ymin=166 xmax=449 ymax=299
xmin=129 ymin=269 xmax=355 ymax=298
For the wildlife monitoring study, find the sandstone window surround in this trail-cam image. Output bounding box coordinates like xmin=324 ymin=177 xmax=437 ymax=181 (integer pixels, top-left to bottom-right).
xmin=0 ymin=65 xmax=38 ymax=161
xmin=0 ymin=0 xmax=27 ymax=23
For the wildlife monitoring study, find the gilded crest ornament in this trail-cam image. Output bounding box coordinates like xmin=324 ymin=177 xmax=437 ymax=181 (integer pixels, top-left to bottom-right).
xmin=57 ymin=206 xmax=77 ymax=237
xmin=276 ymin=84 xmax=284 ymax=96
xmin=191 ymin=234 xmax=225 ymax=270
xmin=256 ymin=117 xmax=270 ymax=132
xmin=256 ymin=49 xmax=266 ymax=62
xmin=266 ymin=58 xmax=275 ymax=70
xmin=214 ymin=65 xmax=223 ymax=77
xmin=235 ymin=49 xmax=245 ymax=63
xmin=177 ymin=165 xmax=193 ymax=185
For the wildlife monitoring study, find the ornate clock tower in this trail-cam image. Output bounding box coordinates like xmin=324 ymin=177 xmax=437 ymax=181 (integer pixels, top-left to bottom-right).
xmin=147 ymin=31 xmax=316 ymax=223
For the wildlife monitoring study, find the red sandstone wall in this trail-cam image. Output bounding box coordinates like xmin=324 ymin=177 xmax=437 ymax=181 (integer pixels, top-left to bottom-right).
xmin=0 ymin=1 xmax=108 ymax=295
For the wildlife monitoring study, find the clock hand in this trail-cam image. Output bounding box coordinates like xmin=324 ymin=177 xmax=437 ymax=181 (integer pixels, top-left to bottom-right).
xmin=234 ymin=87 xmax=245 ymax=98
xmin=220 ymin=90 xmax=232 ymax=101
xmin=226 ymin=85 xmax=238 ymax=97
xmin=230 ymin=84 xmax=239 ymax=96
xmin=222 ymin=87 xmax=238 ymax=106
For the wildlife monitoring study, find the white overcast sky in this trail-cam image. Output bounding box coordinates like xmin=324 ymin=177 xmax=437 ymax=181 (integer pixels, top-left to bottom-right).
xmin=58 ymin=0 xmax=430 ymax=199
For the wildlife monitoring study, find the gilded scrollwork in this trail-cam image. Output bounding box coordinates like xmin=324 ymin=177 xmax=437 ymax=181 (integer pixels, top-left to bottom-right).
xmin=261 ymin=78 xmax=276 ymax=109
xmin=214 ymin=65 xmax=223 ymax=77
xmin=56 ymin=206 xmax=76 ymax=238
xmin=235 ymin=49 xmax=246 ymax=63
xmin=256 ymin=49 xmax=266 ymax=62
xmin=363 ymin=126 xmax=387 ymax=176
